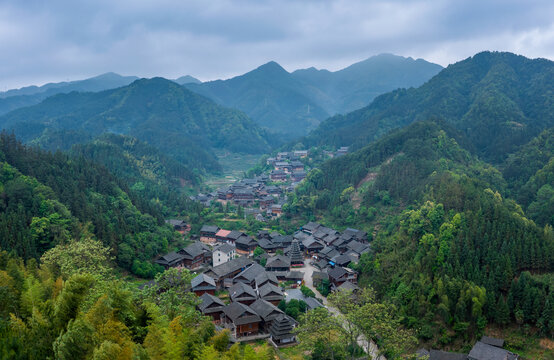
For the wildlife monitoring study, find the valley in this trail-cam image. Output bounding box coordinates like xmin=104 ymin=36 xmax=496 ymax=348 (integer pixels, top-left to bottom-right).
xmin=0 ymin=51 xmax=552 ymax=360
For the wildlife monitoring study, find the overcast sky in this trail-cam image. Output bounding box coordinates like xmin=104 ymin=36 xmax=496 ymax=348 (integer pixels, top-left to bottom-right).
xmin=1 ymin=0 xmax=553 ymax=89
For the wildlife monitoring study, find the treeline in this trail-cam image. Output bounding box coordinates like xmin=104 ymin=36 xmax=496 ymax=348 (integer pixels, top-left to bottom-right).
xmin=0 ymin=245 xmax=275 ymax=359
xmin=0 ymin=132 xmax=185 ymax=277
xmin=285 ymin=120 xmax=554 ymax=345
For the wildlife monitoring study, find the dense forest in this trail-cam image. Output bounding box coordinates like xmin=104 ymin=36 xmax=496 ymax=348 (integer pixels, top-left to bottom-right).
xmin=284 ymin=120 xmax=554 ymax=348
xmin=0 ymin=249 xmax=275 ymax=359
xmin=0 ymin=133 xmax=200 ymax=278
xmin=295 ymin=51 xmax=554 ymax=163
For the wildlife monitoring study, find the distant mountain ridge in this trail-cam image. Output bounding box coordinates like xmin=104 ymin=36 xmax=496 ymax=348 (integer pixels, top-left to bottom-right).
xmin=0 ymin=77 xmax=272 ymax=174
xmin=185 ymin=54 xmax=443 ymax=135
xmin=0 ymin=72 xmax=139 ymax=115
xmin=298 ymin=51 xmax=554 ymax=163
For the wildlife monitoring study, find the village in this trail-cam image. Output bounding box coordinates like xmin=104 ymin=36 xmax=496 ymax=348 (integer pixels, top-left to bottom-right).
xmin=155 ymin=219 xmax=368 ymax=347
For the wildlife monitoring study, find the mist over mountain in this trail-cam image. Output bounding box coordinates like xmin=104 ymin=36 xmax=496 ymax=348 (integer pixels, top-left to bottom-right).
xmin=186 ymin=54 xmax=442 ymax=135
xmin=0 ymin=72 xmax=139 ymax=115
xmin=0 ymin=77 xmax=272 ymax=174
xmin=298 ymin=51 xmax=554 ymax=163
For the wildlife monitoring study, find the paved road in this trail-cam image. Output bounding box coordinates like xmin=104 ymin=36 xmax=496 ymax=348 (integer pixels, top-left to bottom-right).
xmin=298 ymin=261 xmax=385 ymax=360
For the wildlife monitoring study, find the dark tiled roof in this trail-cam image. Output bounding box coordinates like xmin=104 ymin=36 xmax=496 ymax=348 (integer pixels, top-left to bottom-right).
xmin=229 ymin=282 xmax=257 ymax=302
xmin=286 ymin=271 xmax=304 ymax=281
xmin=166 ymin=219 xmax=186 ymax=227
xmin=266 ymin=255 xmax=291 ymax=269
xmin=200 ymin=225 xmax=219 ymax=233
xmin=180 ymin=242 xmax=207 ymax=260
xmin=155 ymin=251 xmax=185 ymax=266
xmin=234 ymin=263 xmax=265 ymax=283
xmin=347 ymin=240 xmax=369 ymax=255
xmin=214 ymin=243 xmax=235 ymax=254
xmin=236 ymin=235 xmax=257 ymax=246
xmin=429 ymin=349 xmax=468 ymax=360
xmin=468 ymin=341 xmax=517 ymax=360
xmin=250 ymin=299 xmax=284 ymax=321
xmin=255 ymin=272 xmax=279 ymax=288
xmin=270 ymin=314 xmax=296 ymax=340
xmin=328 ymin=266 xmax=348 ymax=280
xmin=480 ymin=336 xmax=505 ymax=348
xmin=302 ymin=222 xmax=321 ymax=232
xmin=259 ymin=283 xmax=284 ymax=300
xmin=227 ymin=230 xmax=245 ymax=240
xmin=191 ymin=273 xmax=216 ymax=289
xmin=198 ymin=293 xmax=225 ymax=313
xmin=208 ymin=257 xmax=254 ymax=278
xmin=336 ymin=281 xmax=359 ymax=292
xmin=302 ymin=236 xmax=324 ymax=249
xmin=223 ymin=302 xmax=261 ymax=325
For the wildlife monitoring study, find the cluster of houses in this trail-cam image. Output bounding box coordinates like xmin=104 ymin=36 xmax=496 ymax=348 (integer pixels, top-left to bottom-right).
xmin=153 ymin=220 xmax=371 ymax=346
xmin=323 ymin=146 xmax=349 ymax=158
xmin=417 ymin=336 xmax=519 ymax=360
xmin=192 ymin=256 xmax=299 ymax=345
xmin=266 ymin=150 xmax=308 ymax=184
xmin=190 ymin=175 xmax=287 ymax=219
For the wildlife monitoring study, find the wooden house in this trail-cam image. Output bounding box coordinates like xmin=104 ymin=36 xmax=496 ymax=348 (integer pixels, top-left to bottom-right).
xmin=265 ymin=255 xmax=291 ymax=273
xmin=250 ymin=299 xmax=285 ymax=332
xmin=198 ymin=293 xmax=225 ymax=323
xmin=328 ymin=266 xmax=357 ymax=287
xmin=229 ymin=282 xmax=258 ymax=305
xmin=204 ymin=257 xmax=254 ymax=289
xmin=233 ymin=263 xmax=266 ymax=287
xmin=222 ymin=302 xmax=261 ymax=338
xmin=235 ymin=235 xmax=258 ymax=255
xmin=200 ymin=225 xmax=219 ymax=244
xmin=191 ymin=273 xmax=216 ymax=296
xmin=258 ymin=283 xmax=284 ymax=305
xmin=154 ymin=251 xmax=185 ymax=269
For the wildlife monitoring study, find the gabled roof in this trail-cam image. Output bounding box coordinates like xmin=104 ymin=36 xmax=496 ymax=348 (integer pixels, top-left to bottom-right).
xmin=266 ymin=255 xmax=291 ymax=269
xmin=250 ymin=299 xmax=284 ymax=321
xmin=468 ymin=341 xmax=517 ymax=360
xmin=155 ymin=251 xmax=185 ymax=266
xmin=346 ymin=240 xmax=370 ymax=255
xmin=180 ymin=242 xmax=207 ymax=259
xmin=257 ymin=238 xmax=277 ymax=250
xmin=214 ymin=243 xmax=235 ymax=254
xmin=234 ymin=263 xmax=265 ymax=284
xmin=272 ymin=235 xmax=293 ymax=245
xmin=200 ymin=225 xmax=219 ymax=233
xmin=331 ymin=254 xmax=355 ymax=267
xmin=293 ymin=231 xmax=310 ymax=241
xmin=428 ymin=349 xmax=467 ymax=360
xmin=258 ymin=283 xmax=284 ymax=301
xmin=302 ymin=236 xmax=324 ymax=249
xmin=191 ymin=273 xmax=216 ymax=289
xmin=285 ymin=271 xmax=304 ymax=281
xmin=207 ymin=257 xmax=254 ymax=279
xmin=236 ymin=235 xmax=257 ymax=246
xmin=480 ymin=336 xmax=505 ymax=348
xmin=328 ymin=266 xmax=348 ymax=280
xmin=223 ymin=302 xmax=261 ymax=325
xmin=302 ymin=222 xmax=321 ymax=232
xmin=255 ymin=272 xmax=279 ymax=288
xmin=229 ymin=282 xmax=257 ymax=302
xmin=227 ymin=230 xmax=245 ymax=240
xmin=198 ymin=293 xmax=225 ymax=313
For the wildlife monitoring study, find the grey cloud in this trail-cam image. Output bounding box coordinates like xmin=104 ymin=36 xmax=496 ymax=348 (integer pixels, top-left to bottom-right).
xmin=0 ymin=0 xmax=553 ymax=89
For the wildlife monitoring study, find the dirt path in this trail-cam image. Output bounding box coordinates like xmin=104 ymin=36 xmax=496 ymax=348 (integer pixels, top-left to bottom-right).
xmin=298 ymin=261 xmax=385 ymax=360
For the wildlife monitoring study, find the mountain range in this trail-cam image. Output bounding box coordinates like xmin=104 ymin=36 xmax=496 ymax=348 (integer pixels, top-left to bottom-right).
xmin=296 ymin=51 xmax=554 ymax=163
xmin=0 ymin=72 xmax=201 ymax=116
xmin=0 ymin=77 xmax=271 ymax=174
xmin=186 ymin=54 xmax=443 ymax=135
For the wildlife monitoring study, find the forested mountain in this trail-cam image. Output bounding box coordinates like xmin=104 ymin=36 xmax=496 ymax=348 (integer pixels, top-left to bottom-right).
xmin=185 ymin=54 xmax=442 ymax=135
xmin=299 ymin=51 xmax=554 ymax=163
xmin=0 ymin=77 xmax=273 ymax=174
xmin=285 ymin=120 xmax=554 ymax=344
xmin=291 ymin=53 xmax=443 ymax=115
xmin=0 ymin=72 xmax=139 ymax=115
xmin=0 ymin=132 xmax=195 ymax=277
xmin=186 ymin=61 xmax=330 ymax=136
xmin=173 ymin=75 xmax=202 ymax=85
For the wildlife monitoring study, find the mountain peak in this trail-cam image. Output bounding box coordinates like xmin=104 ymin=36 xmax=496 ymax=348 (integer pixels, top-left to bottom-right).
xmin=254 ymin=61 xmax=288 ymax=74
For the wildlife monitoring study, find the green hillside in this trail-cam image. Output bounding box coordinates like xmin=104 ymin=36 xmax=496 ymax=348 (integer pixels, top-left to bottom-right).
xmin=285 ymin=120 xmax=554 ymax=345
xmin=0 ymin=132 xmax=189 ymax=278
xmin=298 ymin=52 xmax=554 ymax=163
xmin=0 ymin=72 xmax=139 ymax=115
xmin=0 ymin=77 xmax=273 ymax=174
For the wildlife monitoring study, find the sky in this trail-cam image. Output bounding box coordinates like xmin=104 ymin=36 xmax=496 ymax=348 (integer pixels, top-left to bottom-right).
xmin=1 ymin=0 xmax=553 ymax=90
